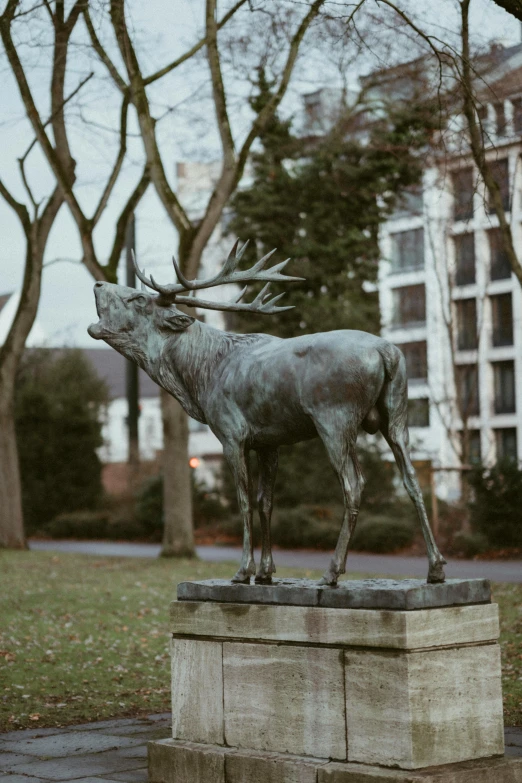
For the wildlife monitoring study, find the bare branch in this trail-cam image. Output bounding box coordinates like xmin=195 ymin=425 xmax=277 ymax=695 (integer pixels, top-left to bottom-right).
xmin=105 ymin=165 xmax=151 ymax=280
xmin=459 ymin=0 xmax=522 ymax=286
xmin=144 ymin=0 xmax=247 ymax=86
xmin=0 ymin=177 xmax=30 ymax=233
xmin=82 ymin=6 xmax=127 ymax=93
xmin=206 ymin=0 xmax=235 ymax=166
xmin=20 ymin=72 xmax=94 ymax=169
xmin=185 ymin=0 xmax=327 ymax=278
xmin=92 ymin=92 xmax=130 ymax=226
xmin=110 ymin=0 xmax=192 ymax=237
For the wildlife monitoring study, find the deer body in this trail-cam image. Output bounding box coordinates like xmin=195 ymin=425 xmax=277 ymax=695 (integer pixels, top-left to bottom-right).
xmin=88 ymin=241 xmax=446 ymax=586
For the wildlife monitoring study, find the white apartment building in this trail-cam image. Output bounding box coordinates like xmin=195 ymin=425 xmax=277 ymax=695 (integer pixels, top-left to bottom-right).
xmin=378 ymin=44 xmax=522 ymax=498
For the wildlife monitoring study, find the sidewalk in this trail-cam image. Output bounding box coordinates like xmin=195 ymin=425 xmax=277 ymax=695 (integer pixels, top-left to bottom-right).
xmin=0 ymin=714 xmax=520 ymax=782
xmin=0 ymin=713 xmax=170 ymax=782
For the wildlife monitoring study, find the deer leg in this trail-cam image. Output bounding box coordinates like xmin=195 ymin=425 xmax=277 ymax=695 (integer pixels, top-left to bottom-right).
xmin=224 ymin=442 xmax=255 ymax=584
xmin=319 ymin=445 xmax=364 ymax=587
xmin=385 ymin=431 xmax=446 ymax=583
xmin=255 ymin=447 xmax=278 ymax=584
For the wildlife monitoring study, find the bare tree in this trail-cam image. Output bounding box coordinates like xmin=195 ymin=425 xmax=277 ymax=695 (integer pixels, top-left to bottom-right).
xmin=0 ymin=0 xmax=152 ymax=545
xmin=73 ymin=0 xmax=329 ymax=556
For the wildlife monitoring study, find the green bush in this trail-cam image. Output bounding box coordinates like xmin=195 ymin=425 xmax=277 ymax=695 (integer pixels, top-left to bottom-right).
xmin=468 ymin=459 xmax=522 ymax=548
xmin=135 ymin=476 xmax=163 ymax=536
xmin=15 ymin=349 xmax=108 ymax=532
xmin=452 ymin=531 xmax=489 ymax=558
xmin=44 ymin=511 xmax=109 ymax=539
xmin=350 ymin=515 xmax=415 ymax=553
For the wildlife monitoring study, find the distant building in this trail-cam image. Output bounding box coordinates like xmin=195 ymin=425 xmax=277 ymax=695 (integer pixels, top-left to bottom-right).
xmin=375 ymin=44 xmax=522 ymax=498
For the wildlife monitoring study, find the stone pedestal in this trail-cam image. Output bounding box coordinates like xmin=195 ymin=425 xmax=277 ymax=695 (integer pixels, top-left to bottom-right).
xmin=148 ymin=578 xmax=522 ymax=783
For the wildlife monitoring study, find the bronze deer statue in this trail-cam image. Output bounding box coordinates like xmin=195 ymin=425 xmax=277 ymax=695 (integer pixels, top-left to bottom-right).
xmin=88 ymin=240 xmax=446 ymax=586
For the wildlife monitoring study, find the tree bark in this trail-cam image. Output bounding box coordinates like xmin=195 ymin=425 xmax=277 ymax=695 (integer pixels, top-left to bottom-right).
xmin=160 ymin=388 xmax=195 ymax=557
xmin=0 ymin=402 xmax=25 ymax=549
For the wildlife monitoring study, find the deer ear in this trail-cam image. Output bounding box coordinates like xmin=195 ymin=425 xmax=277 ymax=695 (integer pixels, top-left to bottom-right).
xmin=163 ymin=312 xmax=195 ymax=332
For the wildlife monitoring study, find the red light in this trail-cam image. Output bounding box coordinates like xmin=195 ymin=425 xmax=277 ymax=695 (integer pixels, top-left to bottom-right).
xmin=189 ymin=457 xmax=200 ymax=469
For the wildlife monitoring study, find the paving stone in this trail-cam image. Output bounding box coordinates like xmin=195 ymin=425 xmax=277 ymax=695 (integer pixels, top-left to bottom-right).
xmin=146 ymin=712 xmax=171 ymax=722
xmin=506 ymin=729 xmax=522 ymax=748
xmin=64 ymin=718 xmax=147 ymax=732
xmin=0 ymin=751 xmax=41 ymax=771
xmin=0 ymin=726 xmax=65 ymax=743
xmin=0 ymin=776 xmax=48 ymax=783
xmin=99 ymin=722 xmax=168 ymax=737
xmin=177 ymin=577 xmax=491 ymax=610
xmin=0 ymin=730 xmax=143 ymax=758
xmin=8 ymin=749 xmax=146 ymax=781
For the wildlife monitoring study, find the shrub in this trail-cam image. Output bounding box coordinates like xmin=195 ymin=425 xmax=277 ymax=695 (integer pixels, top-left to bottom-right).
xmin=15 ymin=349 xmax=108 ymax=533
xmin=44 ymin=511 xmax=109 ymax=539
xmin=468 ymin=459 xmax=522 ymax=548
xmin=452 ymin=531 xmax=489 ymax=558
xmin=350 ymin=516 xmax=415 ymax=553
xmin=135 ymin=476 xmax=163 ymax=536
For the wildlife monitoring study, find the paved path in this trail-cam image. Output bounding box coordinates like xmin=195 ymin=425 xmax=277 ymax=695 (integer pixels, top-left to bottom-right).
xmin=0 ymin=714 xmax=520 ymax=781
xmin=29 ymin=540 xmax=522 ymax=582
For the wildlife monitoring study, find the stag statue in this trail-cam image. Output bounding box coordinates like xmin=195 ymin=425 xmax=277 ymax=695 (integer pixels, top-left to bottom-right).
xmin=88 ymin=240 xmax=446 ymax=586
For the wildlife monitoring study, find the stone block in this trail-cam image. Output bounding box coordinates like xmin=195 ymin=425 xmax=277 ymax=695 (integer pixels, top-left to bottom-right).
xmin=177 ymin=578 xmax=491 ymax=610
xmin=170 ymin=601 xmax=499 ymax=650
xmin=148 ymin=739 xmax=225 ymax=783
xmin=223 ymin=642 xmax=346 ymax=759
xmin=319 ymin=756 xmax=522 ymax=782
xmin=226 ymin=748 xmax=328 ymax=783
xmin=345 ymin=643 xmax=504 ymax=769
xmin=171 ymin=638 xmax=223 ymax=745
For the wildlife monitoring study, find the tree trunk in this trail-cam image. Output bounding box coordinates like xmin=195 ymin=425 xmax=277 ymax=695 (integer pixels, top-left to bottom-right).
xmin=160 ymin=388 xmax=195 ymax=557
xmin=0 ymin=402 xmax=26 ymax=549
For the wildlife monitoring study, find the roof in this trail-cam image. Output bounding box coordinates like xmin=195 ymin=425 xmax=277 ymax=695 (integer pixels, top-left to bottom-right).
xmin=82 ymin=348 xmax=160 ymax=400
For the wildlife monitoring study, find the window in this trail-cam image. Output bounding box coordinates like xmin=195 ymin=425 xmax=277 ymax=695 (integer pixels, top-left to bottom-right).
xmin=494 ymin=102 xmax=506 ymax=136
xmin=495 ymin=428 xmax=518 ymax=461
xmin=457 ymin=364 xmax=480 ymax=417
xmin=390 ymin=228 xmax=424 ymax=272
xmin=454 ymin=233 xmax=475 ymax=285
xmin=487 ymin=158 xmax=510 ymax=213
xmin=488 ymin=228 xmax=512 ymax=280
xmin=493 ymin=361 xmax=516 ymax=414
xmin=391 ymin=285 xmax=426 ymax=327
xmin=392 ymin=187 xmax=423 ymax=219
xmin=512 ymin=97 xmax=522 ymax=134
xmin=456 ymin=299 xmax=478 ymax=350
xmin=452 ymin=167 xmax=474 ymax=221
xmin=401 ymin=341 xmax=427 ymax=381
xmin=408 ymin=398 xmax=430 ymax=427
xmin=491 ymin=293 xmax=513 ymax=347
xmin=461 ymin=430 xmax=482 ymax=464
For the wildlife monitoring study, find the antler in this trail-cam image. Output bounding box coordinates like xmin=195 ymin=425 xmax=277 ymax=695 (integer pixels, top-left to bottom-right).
xmin=173 ymin=282 xmax=294 ymax=315
xmin=132 ymin=239 xmax=304 ymax=300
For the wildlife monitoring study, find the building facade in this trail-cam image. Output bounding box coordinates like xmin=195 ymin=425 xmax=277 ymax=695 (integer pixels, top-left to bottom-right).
xmin=378 ymin=45 xmax=522 ymax=498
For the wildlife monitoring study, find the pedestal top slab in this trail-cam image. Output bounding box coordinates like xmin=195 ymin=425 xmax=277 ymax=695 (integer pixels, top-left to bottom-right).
xmin=177 ymin=577 xmax=491 ymax=611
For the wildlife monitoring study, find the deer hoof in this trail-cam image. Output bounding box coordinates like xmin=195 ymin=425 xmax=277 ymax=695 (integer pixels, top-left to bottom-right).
xmin=427 ymin=560 xmax=446 ymax=584
xmin=254 ymin=574 xmax=273 ymax=584
xmin=318 ymin=573 xmax=338 ymax=587
xmin=231 ymin=567 xmax=253 ymax=584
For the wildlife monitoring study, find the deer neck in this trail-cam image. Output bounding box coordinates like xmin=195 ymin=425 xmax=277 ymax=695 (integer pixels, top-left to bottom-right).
xmin=154 ymin=320 xmax=231 ymax=423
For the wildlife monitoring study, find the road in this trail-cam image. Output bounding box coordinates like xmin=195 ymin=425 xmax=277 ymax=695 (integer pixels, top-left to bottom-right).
xmin=29 ymin=539 xmax=522 ymax=582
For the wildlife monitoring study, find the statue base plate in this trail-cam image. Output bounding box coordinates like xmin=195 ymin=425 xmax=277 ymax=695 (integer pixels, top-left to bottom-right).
xmin=177 ymin=577 xmax=491 ymax=610
xmin=148 ymin=738 xmax=522 ymax=783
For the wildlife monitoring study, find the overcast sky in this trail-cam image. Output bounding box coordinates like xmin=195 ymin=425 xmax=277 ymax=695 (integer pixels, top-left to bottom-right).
xmin=0 ymin=0 xmax=518 ymax=348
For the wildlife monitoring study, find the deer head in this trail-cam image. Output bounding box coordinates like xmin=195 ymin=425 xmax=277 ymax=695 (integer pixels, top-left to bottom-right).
xmin=88 ymin=240 xmax=303 ymax=364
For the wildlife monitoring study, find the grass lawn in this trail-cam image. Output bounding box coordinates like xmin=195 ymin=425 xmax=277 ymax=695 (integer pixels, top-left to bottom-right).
xmin=1 ymin=550 xmax=521 ymax=732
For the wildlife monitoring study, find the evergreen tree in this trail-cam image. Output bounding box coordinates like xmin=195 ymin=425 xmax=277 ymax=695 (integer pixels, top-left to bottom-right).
xmin=15 ymin=349 xmax=109 ymax=532
xmin=228 ymin=73 xmax=439 ymax=337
